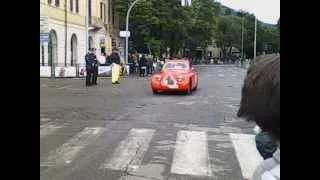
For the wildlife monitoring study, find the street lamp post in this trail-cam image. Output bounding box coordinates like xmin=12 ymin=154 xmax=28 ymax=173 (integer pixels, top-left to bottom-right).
xmin=254 ymin=16 xmax=257 ymax=60
xmin=241 ymin=14 xmax=244 ymax=60
xmin=125 ymin=0 xmax=143 ymax=65
xmin=124 ymin=0 xmax=189 ymax=64
xmin=85 ymin=0 xmax=89 ymax=54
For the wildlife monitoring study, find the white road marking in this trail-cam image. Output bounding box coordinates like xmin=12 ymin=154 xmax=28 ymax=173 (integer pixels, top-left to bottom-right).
xmin=40 ymin=117 xmax=51 ymax=122
xmin=170 ymin=131 xmax=212 ymax=177
xmin=65 ymin=87 xmax=87 ymax=91
xmin=229 ymin=133 xmax=263 ymax=179
xmin=40 ymin=123 xmax=64 ymax=139
xmin=56 ymin=86 xmax=70 ymax=90
xmin=40 ymin=127 xmax=105 ymax=167
xmin=100 ymin=128 xmax=155 ymax=172
xmin=176 ymin=101 xmax=196 ymax=105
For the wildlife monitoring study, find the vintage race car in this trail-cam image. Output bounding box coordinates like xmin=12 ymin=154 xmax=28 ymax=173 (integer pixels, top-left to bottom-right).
xmin=150 ymin=59 xmax=198 ymax=94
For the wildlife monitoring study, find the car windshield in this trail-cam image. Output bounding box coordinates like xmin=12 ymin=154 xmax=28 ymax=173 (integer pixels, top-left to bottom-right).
xmin=163 ymin=62 xmax=189 ymax=70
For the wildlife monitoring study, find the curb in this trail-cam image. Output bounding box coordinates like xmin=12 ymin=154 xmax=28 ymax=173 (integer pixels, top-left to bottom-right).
xmin=40 ymin=75 xmax=152 ymax=80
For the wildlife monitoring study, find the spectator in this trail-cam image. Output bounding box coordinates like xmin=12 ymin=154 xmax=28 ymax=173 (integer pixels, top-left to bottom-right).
xmin=237 ymin=55 xmax=280 ymax=180
xmin=139 ymin=54 xmax=147 ymax=77
xmin=147 ymin=56 xmax=153 ymax=75
xmin=110 ymin=48 xmax=121 ymax=84
xmin=254 ymin=125 xmax=278 ymax=160
xmin=85 ymin=48 xmax=95 ymax=86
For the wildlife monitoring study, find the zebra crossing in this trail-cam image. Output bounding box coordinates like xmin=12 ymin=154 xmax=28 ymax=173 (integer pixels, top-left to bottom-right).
xmin=40 ymin=122 xmax=263 ymax=179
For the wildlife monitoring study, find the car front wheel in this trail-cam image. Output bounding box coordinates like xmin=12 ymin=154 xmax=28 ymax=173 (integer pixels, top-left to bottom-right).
xmin=186 ymin=81 xmax=192 ymax=95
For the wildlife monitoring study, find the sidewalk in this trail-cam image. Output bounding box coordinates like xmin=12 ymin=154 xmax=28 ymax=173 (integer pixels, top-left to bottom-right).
xmin=41 ymin=73 xmax=152 ymax=80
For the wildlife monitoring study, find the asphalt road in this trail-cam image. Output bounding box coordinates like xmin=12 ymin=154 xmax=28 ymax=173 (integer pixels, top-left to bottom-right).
xmin=40 ymin=65 xmax=260 ymax=180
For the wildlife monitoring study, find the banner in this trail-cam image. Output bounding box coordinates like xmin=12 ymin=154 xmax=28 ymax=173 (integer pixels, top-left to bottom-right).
xmin=98 ymin=66 xmax=112 ymax=76
xmin=40 ymin=66 xmax=51 ymax=77
xmin=79 ymin=66 xmax=87 ymax=77
xmin=55 ymin=67 xmax=77 ymax=77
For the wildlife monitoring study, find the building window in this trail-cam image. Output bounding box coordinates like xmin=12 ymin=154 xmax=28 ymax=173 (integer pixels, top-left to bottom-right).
xmin=70 ymin=0 xmax=73 ymax=12
xmin=112 ymin=3 xmax=115 ymax=25
xmin=48 ymin=0 xmax=60 ymax=7
xmin=108 ymin=0 xmax=111 ymax=24
xmin=55 ymin=0 xmax=60 ymax=7
xmin=75 ymin=0 xmax=79 ymax=13
xmin=41 ymin=44 xmax=45 ymax=66
xmin=100 ymin=2 xmax=103 ymax=20
xmin=99 ymin=2 xmax=106 ymax=22
xmin=89 ymin=0 xmax=92 ymax=24
xmin=104 ymin=4 xmax=106 ymax=23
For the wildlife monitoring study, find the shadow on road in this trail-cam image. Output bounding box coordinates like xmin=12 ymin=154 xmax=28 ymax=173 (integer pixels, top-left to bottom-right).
xmin=153 ymin=90 xmax=200 ymax=96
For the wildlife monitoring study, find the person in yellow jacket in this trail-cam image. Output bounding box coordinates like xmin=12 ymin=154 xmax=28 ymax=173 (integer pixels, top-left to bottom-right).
xmin=110 ymin=48 xmax=121 ymax=84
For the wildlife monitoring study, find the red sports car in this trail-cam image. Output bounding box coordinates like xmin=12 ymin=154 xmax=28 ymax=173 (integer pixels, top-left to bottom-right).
xmin=150 ymin=59 xmax=198 ymax=94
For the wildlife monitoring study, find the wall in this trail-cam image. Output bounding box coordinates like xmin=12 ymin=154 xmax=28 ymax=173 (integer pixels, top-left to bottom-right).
xmin=46 ymin=19 xmax=86 ymax=65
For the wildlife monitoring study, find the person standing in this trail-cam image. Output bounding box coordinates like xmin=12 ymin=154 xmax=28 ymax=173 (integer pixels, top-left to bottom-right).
xmin=139 ymin=54 xmax=147 ymax=77
xmin=128 ymin=53 xmax=134 ymax=74
xmin=147 ymin=56 xmax=153 ymax=75
xmin=85 ymin=48 xmax=95 ymax=86
xmin=92 ymin=48 xmax=99 ymax=85
xmin=110 ymin=48 xmax=121 ymax=84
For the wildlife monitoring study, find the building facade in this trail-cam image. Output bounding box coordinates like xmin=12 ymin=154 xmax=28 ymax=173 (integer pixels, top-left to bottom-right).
xmin=40 ymin=0 xmax=120 ymax=70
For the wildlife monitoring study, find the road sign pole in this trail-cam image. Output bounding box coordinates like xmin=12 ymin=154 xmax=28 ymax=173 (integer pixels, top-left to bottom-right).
xmin=254 ymin=16 xmax=257 ymax=60
xmin=85 ymin=0 xmax=89 ymax=53
xmin=126 ymin=0 xmax=142 ymax=65
xmin=125 ymin=0 xmax=189 ymax=64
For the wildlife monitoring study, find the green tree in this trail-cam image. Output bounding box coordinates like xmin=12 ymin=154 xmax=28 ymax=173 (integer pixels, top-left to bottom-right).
xmin=115 ymin=0 xmax=221 ymax=58
xmin=225 ymin=8 xmax=232 ymax=15
xmin=215 ymin=15 xmax=242 ymax=59
xmin=186 ymin=0 xmax=220 ymax=57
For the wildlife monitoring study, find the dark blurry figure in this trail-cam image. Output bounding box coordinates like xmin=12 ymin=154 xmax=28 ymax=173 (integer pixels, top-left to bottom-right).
xmin=85 ymin=48 xmax=95 ymax=86
xmin=92 ymin=48 xmax=99 ymax=85
xmin=254 ymin=125 xmax=278 ymax=160
xmin=110 ymin=48 xmax=121 ymax=84
xmin=139 ymin=54 xmax=147 ymax=77
xmin=237 ymin=55 xmax=280 ymax=180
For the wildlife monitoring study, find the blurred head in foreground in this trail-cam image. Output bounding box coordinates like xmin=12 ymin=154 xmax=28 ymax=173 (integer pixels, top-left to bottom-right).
xmin=237 ymin=55 xmax=280 ymax=142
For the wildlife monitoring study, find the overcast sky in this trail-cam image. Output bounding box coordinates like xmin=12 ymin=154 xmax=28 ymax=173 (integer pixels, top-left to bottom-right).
xmin=216 ymin=0 xmax=280 ymax=24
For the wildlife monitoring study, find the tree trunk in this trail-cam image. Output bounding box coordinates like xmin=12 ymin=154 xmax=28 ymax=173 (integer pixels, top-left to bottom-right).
xmin=169 ymin=47 xmax=177 ymax=58
xmin=228 ymin=46 xmax=233 ymax=61
xmin=221 ymin=46 xmax=227 ymax=62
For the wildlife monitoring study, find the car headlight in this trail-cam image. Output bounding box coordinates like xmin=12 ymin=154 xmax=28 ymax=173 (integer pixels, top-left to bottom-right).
xmin=154 ymin=75 xmax=161 ymax=81
xmin=177 ymin=75 xmax=184 ymax=81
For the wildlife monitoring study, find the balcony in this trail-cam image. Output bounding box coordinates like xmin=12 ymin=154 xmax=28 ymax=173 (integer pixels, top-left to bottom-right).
xmin=89 ymin=16 xmax=104 ymax=30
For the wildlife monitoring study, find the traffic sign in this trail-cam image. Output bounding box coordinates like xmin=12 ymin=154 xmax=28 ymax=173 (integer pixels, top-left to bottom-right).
xmin=181 ymin=0 xmax=192 ymax=6
xmin=120 ymin=31 xmax=130 ymax=37
xmin=40 ymin=33 xmax=49 ymax=42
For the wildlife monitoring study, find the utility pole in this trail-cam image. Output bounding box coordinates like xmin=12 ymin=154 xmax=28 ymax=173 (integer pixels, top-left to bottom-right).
xmin=125 ymin=0 xmax=142 ymax=65
xmin=65 ymin=0 xmax=68 ymax=66
xmin=241 ymin=14 xmax=244 ymax=60
xmin=254 ymin=16 xmax=257 ymax=60
xmin=85 ymin=0 xmax=89 ymax=54
xmin=125 ymin=0 xmax=190 ymax=64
